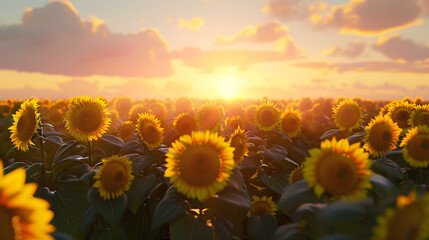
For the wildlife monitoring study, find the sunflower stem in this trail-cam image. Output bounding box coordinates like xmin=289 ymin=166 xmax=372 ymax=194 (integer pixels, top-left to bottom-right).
xmin=88 ymin=141 xmax=93 ymax=165
xmin=38 ymin=121 xmax=46 ymax=186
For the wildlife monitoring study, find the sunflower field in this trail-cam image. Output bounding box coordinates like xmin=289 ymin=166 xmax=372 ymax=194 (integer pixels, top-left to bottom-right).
xmin=1 ymin=96 xmax=429 ymax=240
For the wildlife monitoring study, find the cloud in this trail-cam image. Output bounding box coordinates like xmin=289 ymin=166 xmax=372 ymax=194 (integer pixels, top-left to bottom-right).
xmin=324 ymin=40 xmax=366 ymax=58
xmin=171 ymin=41 xmax=302 ymax=71
xmin=311 ymin=0 xmax=423 ymax=35
xmin=215 ymin=21 xmax=289 ymax=45
xmin=178 ymin=17 xmax=205 ymax=31
xmin=293 ymin=61 xmax=429 ymax=74
xmin=422 ymin=0 xmax=429 ymax=16
xmin=373 ymin=34 xmax=429 ymax=62
xmin=262 ymin=0 xmax=328 ymax=20
xmin=0 ymin=1 xmax=172 ymax=78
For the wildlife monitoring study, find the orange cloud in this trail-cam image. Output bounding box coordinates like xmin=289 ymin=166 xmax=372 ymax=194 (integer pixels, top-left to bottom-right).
xmin=0 ymin=1 xmax=172 ymax=78
xmin=324 ymin=40 xmax=366 ymax=58
xmin=311 ymin=0 xmax=423 ymax=36
xmin=373 ymin=34 xmax=429 ymax=62
xmin=422 ymin=0 xmax=429 ymax=16
xmin=262 ymin=0 xmax=328 ymax=20
xmin=215 ymin=21 xmax=289 ymax=45
xmin=178 ymin=17 xmax=205 ymax=31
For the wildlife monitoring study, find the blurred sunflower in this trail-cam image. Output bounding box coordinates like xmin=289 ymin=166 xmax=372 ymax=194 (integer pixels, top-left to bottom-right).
xmin=288 ymin=165 xmax=303 ymax=184
xmin=371 ymin=193 xmax=429 ymax=240
xmin=64 ymin=96 xmax=111 ymax=142
xmin=363 ymin=116 xmax=401 ymax=158
xmin=247 ymin=196 xmax=277 ymax=217
xmin=112 ymin=96 xmax=133 ymax=120
xmin=303 ymin=138 xmax=372 ymax=200
xmin=400 ymin=126 xmax=429 ymax=168
xmin=332 ymin=99 xmax=364 ymax=131
xmin=228 ymin=127 xmax=249 ymax=165
xmin=173 ymin=112 xmax=196 ymax=136
xmin=244 ymin=104 xmax=257 ymax=125
xmin=149 ymin=101 xmax=167 ymax=121
xmin=93 ymin=155 xmax=134 ymax=200
xmin=165 ymin=131 xmax=235 ymax=201
xmin=226 ymin=115 xmax=245 ymax=130
xmin=0 ymin=160 xmax=55 ymax=239
xmin=9 ymin=99 xmax=40 ymax=151
xmin=117 ymin=121 xmax=135 ymax=142
xmin=173 ymin=97 xmax=194 ymax=114
xmin=254 ymin=101 xmax=281 ymax=131
xmin=279 ymin=107 xmax=303 ymax=138
xmin=128 ymin=103 xmax=150 ymax=122
xmin=195 ymin=102 xmax=225 ymax=132
xmin=386 ymin=100 xmax=415 ymax=130
xmin=408 ymin=105 xmax=429 ymax=128
xmin=47 ymin=106 xmax=64 ymax=126
xmin=136 ymin=113 xmax=164 ymax=148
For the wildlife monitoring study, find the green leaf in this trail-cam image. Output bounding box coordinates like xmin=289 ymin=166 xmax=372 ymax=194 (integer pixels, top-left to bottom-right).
xmin=52 ymin=155 xmax=87 ymax=181
xmin=318 ymin=234 xmax=355 ymax=240
xmin=277 ymin=180 xmax=318 ymax=218
xmin=258 ymin=144 xmax=288 ymax=162
xmin=3 ymin=161 xmax=28 ymax=174
xmin=152 ymin=187 xmax=189 ymax=229
xmin=271 ymin=223 xmax=307 ymax=240
xmin=127 ymin=174 xmax=157 ymax=214
xmin=257 ymin=171 xmax=288 ymax=194
xmin=54 ymin=141 xmax=80 ymax=163
xmin=25 ymin=162 xmax=43 ymax=181
xmin=99 ymin=135 xmax=125 ymax=148
xmin=87 ymin=187 xmax=127 ymax=224
xmin=318 ymin=199 xmax=372 ymax=223
xmin=229 ymin=167 xmax=245 ymax=191
xmin=347 ymin=131 xmax=366 ymax=144
xmin=38 ymin=181 xmax=89 ymax=240
xmin=120 ymin=140 xmax=145 ymax=154
xmin=247 ymin=214 xmax=278 ymax=240
xmin=212 ymin=217 xmax=233 ymax=240
xmin=89 ymin=225 xmax=128 ymax=240
xmin=170 ymin=215 xmax=213 ymax=240
xmin=371 ymin=158 xmax=403 ymax=182
xmin=80 ymin=207 xmax=98 ymax=235
xmin=43 ymin=135 xmax=64 ymax=146
xmin=320 ymin=129 xmax=341 ymax=140
xmin=369 ymin=174 xmax=399 ymax=199
xmin=4 ymin=146 xmax=18 ymax=159
xmin=126 ymin=153 xmax=154 ymax=172
xmin=216 ymin=186 xmax=251 ymax=209
xmin=50 ymin=232 xmax=76 ymax=240
xmin=274 ymin=129 xmax=292 ymax=142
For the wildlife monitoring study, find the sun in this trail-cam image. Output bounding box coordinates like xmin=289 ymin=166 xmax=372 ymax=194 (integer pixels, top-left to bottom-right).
xmin=216 ymin=75 xmax=240 ymax=99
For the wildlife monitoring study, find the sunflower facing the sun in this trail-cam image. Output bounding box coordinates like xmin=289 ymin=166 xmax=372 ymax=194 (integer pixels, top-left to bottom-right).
xmin=165 ymin=131 xmax=235 ymax=201
xmin=136 ymin=113 xmax=164 ymax=149
xmin=363 ymin=115 xmax=401 ymax=158
xmin=173 ymin=112 xmax=197 ymax=136
xmin=279 ymin=107 xmax=303 ymax=138
xmin=303 ymin=138 xmax=372 ymax=200
xmin=386 ymin=100 xmax=415 ymax=130
xmin=400 ymin=125 xmax=429 ymax=168
xmin=332 ymin=99 xmax=364 ymax=131
xmin=93 ymin=155 xmax=134 ymax=200
xmin=228 ymin=127 xmax=249 ymax=165
xmin=254 ymin=101 xmax=281 ymax=131
xmin=408 ymin=104 xmax=429 ymax=128
xmin=247 ymin=195 xmax=277 ymax=217
xmin=195 ymin=102 xmax=225 ymax=132
xmin=9 ymin=99 xmax=40 ymax=151
xmin=64 ymin=96 xmax=111 ymax=142
xmin=0 ymin=160 xmax=55 ymax=239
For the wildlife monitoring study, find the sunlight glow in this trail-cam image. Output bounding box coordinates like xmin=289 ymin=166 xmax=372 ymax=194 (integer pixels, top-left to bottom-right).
xmin=216 ymin=75 xmax=240 ymax=99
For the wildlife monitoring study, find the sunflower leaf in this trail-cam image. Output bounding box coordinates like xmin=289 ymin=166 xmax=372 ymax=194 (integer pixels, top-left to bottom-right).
xmin=271 ymin=223 xmax=308 ymax=240
xmin=320 ymin=129 xmax=341 ymax=140
xmin=277 ymin=180 xmax=318 ymax=218
xmin=99 ymin=134 xmax=125 ymax=148
xmin=2 ymin=161 xmax=27 ymax=174
xmin=347 ymin=131 xmax=366 ymax=145
xmin=170 ymin=215 xmax=213 ymax=240
xmin=152 ymin=187 xmax=190 ymax=229
xmin=212 ymin=217 xmax=233 ymax=240
xmin=257 ymin=171 xmax=288 ymax=194
xmin=274 ymin=129 xmax=292 ymax=142
xmin=127 ymin=174 xmax=157 ymax=214
xmin=247 ymin=214 xmax=278 ymax=240
xmin=54 ymin=141 xmax=80 ymax=163
xmin=89 ymin=225 xmax=129 ymax=240
xmin=259 ymin=144 xmax=288 ymax=162
xmin=216 ymin=186 xmax=251 ymax=209
xmin=371 ymin=158 xmax=403 ymax=182
xmin=87 ymin=187 xmax=127 ymax=224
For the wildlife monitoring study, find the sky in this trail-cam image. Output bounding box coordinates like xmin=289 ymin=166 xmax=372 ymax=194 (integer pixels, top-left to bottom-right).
xmin=0 ymin=0 xmax=428 ymax=100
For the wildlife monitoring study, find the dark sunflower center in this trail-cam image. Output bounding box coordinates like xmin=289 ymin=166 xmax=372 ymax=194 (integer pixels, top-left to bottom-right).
xmin=369 ymin=123 xmax=393 ymax=151
xmin=49 ymin=110 xmax=63 ymax=123
xmin=407 ymin=135 xmax=429 ymax=161
xmin=282 ymin=116 xmax=299 ymax=133
xmin=417 ymin=112 xmax=429 ymax=126
xmin=386 ymin=203 xmax=423 ymax=240
xmin=252 ymin=202 xmax=270 ymax=216
xmin=317 ymin=153 xmax=359 ymax=195
xmin=179 ymin=144 xmax=221 ymax=186
xmin=100 ymin=162 xmax=127 ymax=192
xmin=76 ymin=107 xmax=102 ymax=132
xmin=141 ymin=123 xmax=160 ymax=144
xmin=201 ymin=108 xmax=219 ymax=130
xmin=0 ymin=206 xmax=16 ymax=240
xmin=178 ymin=117 xmax=194 ymax=134
xmin=259 ymin=109 xmax=275 ymax=127
xmin=17 ymin=111 xmax=37 ymax=141
xmin=394 ymin=109 xmax=411 ymax=129
xmin=339 ymin=107 xmax=359 ymax=128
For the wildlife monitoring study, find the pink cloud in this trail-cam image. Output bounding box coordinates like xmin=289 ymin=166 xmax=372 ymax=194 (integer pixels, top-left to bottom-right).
xmin=0 ymin=1 xmax=172 ymax=78
xmin=373 ymin=34 xmax=429 ymax=62
xmin=262 ymin=0 xmax=328 ymax=20
xmin=324 ymin=40 xmax=366 ymax=58
xmin=215 ymin=21 xmax=289 ymax=45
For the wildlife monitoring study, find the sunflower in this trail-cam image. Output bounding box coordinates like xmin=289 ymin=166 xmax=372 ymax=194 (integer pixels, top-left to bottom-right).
xmin=247 ymin=196 xmax=277 ymax=217
xmin=195 ymin=102 xmax=225 ymax=132
xmin=408 ymin=105 xmax=429 ymax=128
xmin=136 ymin=113 xmax=164 ymax=148
xmin=9 ymin=99 xmax=40 ymax=151
xmin=228 ymin=127 xmax=249 ymax=165
xmin=386 ymin=100 xmax=415 ymax=130
xmin=371 ymin=193 xmax=429 ymax=240
xmin=363 ymin=116 xmax=401 ymax=158
xmin=226 ymin=115 xmax=245 ymax=130
xmin=288 ymin=165 xmax=304 ymax=184
xmin=47 ymin=106 xmax=64 ymax=126
xmin=245 ymin=104 xmax=257 ymax=125
xmin=173 ymin=97 xmax=194 ymax=114
xmin=165 ymin=131 xmax=235 ymax=201
xmin=128 ymin=103 xmax=150 ymax=122
xmin=303 ymin=138 xmax=372 ymax=200
xmin=112 ymin=96 xmax=133 ymax=120
xmin=0 ymin=160 xmax=55 ymax=239
xmin=173 ymin=113 xmax=196 ymax=136
xmin=254 ymin=101 xmax=281 ymax=131
xmin=279 ymin=107 xmax=303 ymax=138
xmin=117 ymin=121 xmax=135 ymax=142
xmin=400 ymin=126 xmax=429 ymax=168
xmin=332 ymin=99 xmax=364 ymax=131
xmin=64 ymin=96 xmax=111 ymax=142
xmin=149 ymin=101 xmax=167 ymax=121
xmin=93 ymin=155 xmax=134 ymax=200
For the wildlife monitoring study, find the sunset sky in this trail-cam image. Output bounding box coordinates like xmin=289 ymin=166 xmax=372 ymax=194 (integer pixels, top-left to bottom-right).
xmin=0 ymin=0 xmax=428 ymax=100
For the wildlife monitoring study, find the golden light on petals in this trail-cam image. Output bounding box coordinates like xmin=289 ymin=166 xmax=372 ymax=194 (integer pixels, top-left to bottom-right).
xmin=173 ymin=112 xmax=197 ymax=136
xmin=8 ymin=99 xmax=40 ymax=151
xmin=245 ymin=104 xmax=257 ymax=126
xmin=117 ymin=120 xmax=135 ymax=142
xmin=400 ymin=126 xmax=429 ymax=168
xmin=288 ymin=165 xmax=304 ymax=184
xmin=129 ymin=103 xmax=150 ymax=122
xmin=247 ymin=196 xmax=277 ymax=217
xmin=165 ymin=131 xmax=235 ymax=201
xmin=195 ymin=102 xmax=225 ymax=132
xmin=332 ymin=99 xmax=364 ymax=131
xmin=136 ymin=113 xmax=164 ymax=148
xmin=228 ymin=127 xmax=249 ymax=165
xmin=64 ymin=96 xmax=111 ymax=142
xmin=279 ymin=107 xmax=302 ymax=138
xmin=0 ymin=160 xmax=55 ymax=240
xmin=303 ymin=138 xmax=372 ymax=200
xmin=93 ymin=155 xmax=134 ymax=200
xmin=408 ymin=105 xmax=429 ymax=128
xmin=386 ymin=100 xmax=415 ymax=130
xmin=226 ymin=115 xmax=245 ymax=130
xmin=254 ymin=101 xmax=281 ymax=131
xmin=363 ymin=116 xmax=401 ymax=157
